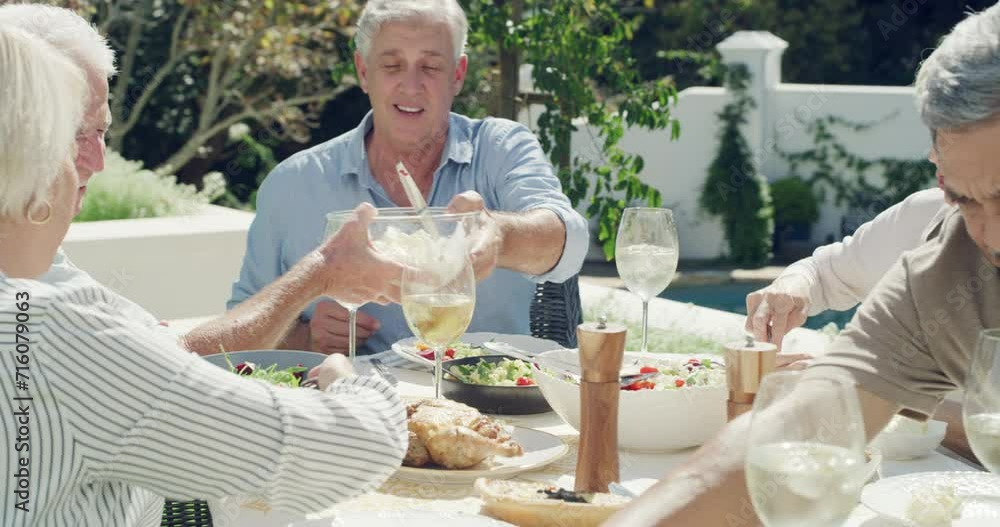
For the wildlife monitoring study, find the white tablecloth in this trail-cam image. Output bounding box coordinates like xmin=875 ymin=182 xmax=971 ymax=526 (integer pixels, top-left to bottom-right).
xmin=214 ymin=357 xmax=983 ymax=526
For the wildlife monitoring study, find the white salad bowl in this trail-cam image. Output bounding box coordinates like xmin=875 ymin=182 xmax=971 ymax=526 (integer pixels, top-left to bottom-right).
xmin=870 ymin=417 xmax=947 ymax=460
xmin=535 ymin=349 xmax=727 ymax=451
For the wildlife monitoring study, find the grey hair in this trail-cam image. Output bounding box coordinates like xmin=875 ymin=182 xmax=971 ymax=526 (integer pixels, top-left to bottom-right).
xmin=0 ymin=26 xmax=87 ymax=219
xmin=0 ymin=3 xmax=116 ymax=79
xmin=915 ymin=3 xmax=1000 ymax=131
xmin=355 ymin=0 xmax=468 ymax=63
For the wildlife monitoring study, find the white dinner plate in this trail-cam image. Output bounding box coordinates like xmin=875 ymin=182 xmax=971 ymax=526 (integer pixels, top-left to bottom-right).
xmin=390 ymin=332 xmax=563 ymax=369
xmin=291 ymin=511 xmax=515 ymax=526
xmin=861 ymin=471 xmax=1000 ymax=526
xmin=394 ymin=426 xmax=568 ymax=485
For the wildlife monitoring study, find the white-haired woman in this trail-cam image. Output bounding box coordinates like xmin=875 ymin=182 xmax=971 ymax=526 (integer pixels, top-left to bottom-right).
xmin=0 ymin=27 xmax=407 ymax=527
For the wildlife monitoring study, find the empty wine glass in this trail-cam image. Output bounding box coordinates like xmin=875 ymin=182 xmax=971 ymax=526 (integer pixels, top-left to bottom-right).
xmin=615 ymin=207 xmax=679 ymax=353
xmin=325 ymin=214 xmax=365 ymax=363
xmin=401 ymin=256 xmax=476 ymax=399
xmin=746 ymin=371 xmax=867 ymax=527
xmin=964 ymin=328 xmax=1000 ymax=473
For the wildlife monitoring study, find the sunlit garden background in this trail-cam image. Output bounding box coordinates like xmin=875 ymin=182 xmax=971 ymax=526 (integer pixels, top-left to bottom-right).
xmin=52 ymin=0 xmax=995 ymax=331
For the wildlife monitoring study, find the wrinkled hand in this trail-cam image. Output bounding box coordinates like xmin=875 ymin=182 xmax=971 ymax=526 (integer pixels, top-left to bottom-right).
xmin=309 ymin=353 xmax=356 ymax=390
xmin=309 ymin=301 xmax=381 ymax=355
xmin=745 ymin=274 xmax=812 ymax=352
xmin=448 ymin=191 xmax=502 ymax=280
xmin=318 ymin=203 xmax=404 ymax=305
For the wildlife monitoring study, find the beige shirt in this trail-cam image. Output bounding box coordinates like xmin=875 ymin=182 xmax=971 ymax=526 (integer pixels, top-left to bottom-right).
xmin=807 ymin=208 xmax=1000 ymax=419
xmin=783 ymin=188 xmax=952 ymax=316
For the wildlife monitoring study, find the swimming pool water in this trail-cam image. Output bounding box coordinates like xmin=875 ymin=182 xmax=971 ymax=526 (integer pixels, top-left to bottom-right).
xmin=658 ymin=282 xmax=856 ymax=331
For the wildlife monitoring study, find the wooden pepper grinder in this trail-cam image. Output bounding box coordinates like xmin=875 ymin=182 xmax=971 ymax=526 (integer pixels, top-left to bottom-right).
xmin=724 ymin=335 xmax=778 ymax=421
xmin=575 ymin=316 xmax=627 ymax=493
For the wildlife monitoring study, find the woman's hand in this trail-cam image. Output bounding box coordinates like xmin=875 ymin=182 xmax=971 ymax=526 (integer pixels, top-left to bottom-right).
xmin=310 ymin=353 xmax=357 ymax=390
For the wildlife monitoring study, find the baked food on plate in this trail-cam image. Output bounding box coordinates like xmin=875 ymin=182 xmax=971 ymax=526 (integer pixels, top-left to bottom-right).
xmin=404 ymin=399 xmax=523 ymax=469
xmin=475 ymin=478 xmax=631 ymax=527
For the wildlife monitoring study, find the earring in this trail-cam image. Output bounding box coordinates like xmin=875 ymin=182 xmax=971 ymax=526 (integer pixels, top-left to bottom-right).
xmin=27 ymin=200 xmax=52 ymax=225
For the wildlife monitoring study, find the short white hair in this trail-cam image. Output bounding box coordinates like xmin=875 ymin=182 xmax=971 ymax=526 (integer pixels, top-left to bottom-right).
xmin=915 ymin=3 xmax=1000 ymax=131
xmin=0 ymin=3 xmax=116 ymax=79
xmin=356 ymin=0 xmax=468 ymax=63
xmin=0 ymin=26 xmax=87 ymax=219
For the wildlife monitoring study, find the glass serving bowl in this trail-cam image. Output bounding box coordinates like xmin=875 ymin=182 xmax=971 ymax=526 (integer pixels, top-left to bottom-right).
xmin=325 ymin=207 xmax=482 ymax=267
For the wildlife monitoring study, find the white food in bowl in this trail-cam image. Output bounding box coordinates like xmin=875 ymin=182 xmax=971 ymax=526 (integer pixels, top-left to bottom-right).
xmin=871 ymin=416 xmax=947 ymax=460
xmin=534 ymin=350 xmax=727 ymax=451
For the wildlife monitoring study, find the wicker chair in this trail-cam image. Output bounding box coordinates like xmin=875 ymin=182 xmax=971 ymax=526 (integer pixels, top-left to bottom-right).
xmin=161 ymin=275 xmax=582 ymax=527
xmin=161 ymin=499 xmax=212 ymax=527
xmin=529 ymin=275 xmax=583 ymax=348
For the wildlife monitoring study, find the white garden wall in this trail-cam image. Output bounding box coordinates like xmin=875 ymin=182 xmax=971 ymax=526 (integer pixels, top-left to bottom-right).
xmin=522 ymin=31 xmax=934 ymax=261
xmin=62 ymin=205 xmax=253 ymax=320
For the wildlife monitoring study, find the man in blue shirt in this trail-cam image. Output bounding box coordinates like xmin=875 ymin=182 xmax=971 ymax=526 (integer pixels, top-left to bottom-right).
xmin=228 ymin=0 xmax=588 ymax=355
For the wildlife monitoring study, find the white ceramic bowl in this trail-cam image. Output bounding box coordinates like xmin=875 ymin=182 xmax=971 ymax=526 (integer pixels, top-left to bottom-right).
xmin=870 ymin=419 xmax=947 ymax=460
xmin=534 ymin=349 xmax=727 ymax=451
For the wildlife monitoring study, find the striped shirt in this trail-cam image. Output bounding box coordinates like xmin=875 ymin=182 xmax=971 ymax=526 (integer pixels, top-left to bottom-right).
xmin=0 ymin=276 xmax=407 ymax=527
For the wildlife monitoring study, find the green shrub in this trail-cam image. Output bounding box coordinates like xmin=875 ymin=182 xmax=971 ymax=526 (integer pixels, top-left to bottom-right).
xmin=75 ymin=151 xmax=225 ymax=222
xmin=770 ymin=177 xmax=820 ymax=226
xmin=699 ymin=65 xmax=774 ymax=267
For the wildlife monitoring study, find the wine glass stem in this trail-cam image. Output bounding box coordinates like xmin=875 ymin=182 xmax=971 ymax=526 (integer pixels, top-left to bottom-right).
xmin=641 ymin=299 xmax=650 ymax=354
xmin=434 ymin=346 xmax=443 ymax=399
xmin=348 ymin=307 xmax=358 ymax=363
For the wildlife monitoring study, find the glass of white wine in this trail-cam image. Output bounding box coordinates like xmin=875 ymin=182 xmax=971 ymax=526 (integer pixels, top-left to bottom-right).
xmin=746 ymin=371 xmax=867 ymax=527
xmin=615 ymin=207 xmax=679 ymax=353
xmin=963 ymin=329 xmax=1000 ymax=473
xmin=326 ymin=207 xmax=481 ymax=363
xmin=401 ymin=256 xmax=476 ymax=399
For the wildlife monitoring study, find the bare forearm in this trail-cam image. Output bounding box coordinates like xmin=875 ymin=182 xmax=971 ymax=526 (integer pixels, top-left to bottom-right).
xmin=182 ymin=253 xmax=325 ymax=355
xmin=607 ymin=388 xmax=899 ymax=526
xmin=934 ymin=400 xmax=978 ymax=464
xmin=606 ymin=415 xmax=756 ymax=526
xmin=495 ymin=209 xmax=566 ymax=276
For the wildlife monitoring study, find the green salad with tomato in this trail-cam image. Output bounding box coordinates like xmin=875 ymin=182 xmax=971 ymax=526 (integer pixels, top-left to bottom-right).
xmin=621 ymin=356 xmax=724 ymax=391
xmin=414 ymin=341 xmax=485 ymax=362
xmin=448 ymin=358 xmax=536 ymax=387
xmin=224 ymin=354 xmax=307 ymax=388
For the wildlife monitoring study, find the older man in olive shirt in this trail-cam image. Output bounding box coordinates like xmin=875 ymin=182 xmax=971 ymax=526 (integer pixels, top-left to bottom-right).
xmin=607 ymin=4 xmax=1000 ymax=526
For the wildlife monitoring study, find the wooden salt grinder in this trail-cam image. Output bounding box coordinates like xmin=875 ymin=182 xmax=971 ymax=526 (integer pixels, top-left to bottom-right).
xmin=724 ymin=336 xmax=778 ymax=421
xmin=574 ymin=316 xmax=627 ymax=493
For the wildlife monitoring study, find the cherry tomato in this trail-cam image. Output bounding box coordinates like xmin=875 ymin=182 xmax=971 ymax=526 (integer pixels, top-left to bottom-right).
xmin=445 ymin=348 xmax=456 ymax=359
xmin=640 ymin=366 xmax=659 ymax=374
xmin=516 ymin=377 xmax=535 ymax=386
xmin=675 ymin=379 xmax=686 ymax=388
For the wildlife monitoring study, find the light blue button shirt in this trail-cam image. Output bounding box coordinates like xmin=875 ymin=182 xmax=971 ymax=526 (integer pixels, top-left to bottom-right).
xmin=228 ymin=111 xmax=588 ymax=354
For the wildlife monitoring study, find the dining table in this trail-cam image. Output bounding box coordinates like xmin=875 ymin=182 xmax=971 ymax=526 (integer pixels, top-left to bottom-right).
xmin=244 ymin=356 xmax=985 ymax=527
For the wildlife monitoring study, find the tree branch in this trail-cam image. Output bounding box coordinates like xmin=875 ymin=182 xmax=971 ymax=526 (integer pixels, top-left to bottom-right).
xmin=108 ymin=5 xmax=192 ymax=149
xmin=155 ymin=85 xmax=354 ymax=175
xmin=199 ymin=43 xmax=230 ymax=131
xmin=108 ymin=1 xmax=147 ymax=151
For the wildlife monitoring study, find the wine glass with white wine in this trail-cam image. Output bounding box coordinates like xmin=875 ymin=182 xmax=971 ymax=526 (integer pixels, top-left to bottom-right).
xmin=964 ymin=329 xmax=1000 ymax=473
xmin=746 ymin=371 xmax=867 ymax=527
xmin=401 ymin=256 xmax=476 ymax=399
xmin=615 ymin=207 xmax=679 ymax=353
